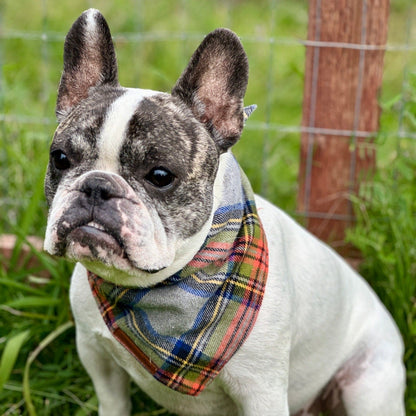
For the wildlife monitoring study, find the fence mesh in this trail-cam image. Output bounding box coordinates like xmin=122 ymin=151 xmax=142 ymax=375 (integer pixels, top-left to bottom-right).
xmin=0 ymin=0 xmax=415 ymax=241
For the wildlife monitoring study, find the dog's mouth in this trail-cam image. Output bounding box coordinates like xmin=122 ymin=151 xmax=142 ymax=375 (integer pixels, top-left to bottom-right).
xmin=68 ymin=221 xmax=126 ymax=258
xmin=64 ymin=221 xmax=164 ymax=275
xmin=46 ymin=190 xmax=174 ymax=278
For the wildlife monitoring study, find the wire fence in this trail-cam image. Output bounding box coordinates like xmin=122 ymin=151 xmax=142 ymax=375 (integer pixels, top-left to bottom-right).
xmin=0 ymin=0 xmax=415 ymax=247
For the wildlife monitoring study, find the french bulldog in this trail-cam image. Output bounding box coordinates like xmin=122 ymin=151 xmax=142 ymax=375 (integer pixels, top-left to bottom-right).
xmin=44 ymin=9 xmax=406 ymax=416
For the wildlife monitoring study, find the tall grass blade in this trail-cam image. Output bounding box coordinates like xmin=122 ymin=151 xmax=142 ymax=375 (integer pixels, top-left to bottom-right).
xmin=0 ymin=330 xmax=30 ymax=392
xmin=5 ymin=296 xmax=61 ymax=309
xmin=0 ymin=277 xmax=45 ymax=295
xmin=9 ymin=170 xmax=46 ymax=269
xmin=23 ymin=321 xmax=74 ymax=416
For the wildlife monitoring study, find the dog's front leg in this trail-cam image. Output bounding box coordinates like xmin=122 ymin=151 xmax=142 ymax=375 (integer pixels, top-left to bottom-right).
xmin=222 ymin=338 xmax=291 ymax=416
xmin=76 ymin=330 xmax=132 ymax=416
xmin=225 ymin=372 xmax=290 ymax=416
xmin=237 ymin=386 xmax=289 ymax=416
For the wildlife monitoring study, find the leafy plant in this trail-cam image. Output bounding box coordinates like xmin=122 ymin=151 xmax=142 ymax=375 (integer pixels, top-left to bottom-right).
xmin=347 ymin=72 xmax=416 ymax=415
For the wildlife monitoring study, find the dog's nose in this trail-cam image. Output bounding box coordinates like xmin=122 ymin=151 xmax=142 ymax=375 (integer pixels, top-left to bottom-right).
xmin=79 ymin=173 xmax=124 ymax=203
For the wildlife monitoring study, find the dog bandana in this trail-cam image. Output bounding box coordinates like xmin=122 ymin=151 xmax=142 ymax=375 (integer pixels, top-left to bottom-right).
xmin=88 ymin=122 xmax=268 ymax=397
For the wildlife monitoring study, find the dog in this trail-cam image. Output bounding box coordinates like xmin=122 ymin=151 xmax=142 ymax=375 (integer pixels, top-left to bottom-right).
xmin=44 ymin=9 xmax=406 ymax=416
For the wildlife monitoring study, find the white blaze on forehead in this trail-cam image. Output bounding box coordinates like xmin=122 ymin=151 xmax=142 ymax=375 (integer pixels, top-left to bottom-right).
xmin=96 ymin=88 xmax=158 ymax=172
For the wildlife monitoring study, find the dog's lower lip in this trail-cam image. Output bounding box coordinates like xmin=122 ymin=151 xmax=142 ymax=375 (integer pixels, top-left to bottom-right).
xmin=68 ymin=225 xmax=124 ymax=257
xmin=69 ymin=227 xmax=166 ymax=273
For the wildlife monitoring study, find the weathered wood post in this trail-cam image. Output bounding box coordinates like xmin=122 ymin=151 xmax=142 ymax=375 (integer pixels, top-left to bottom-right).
xmin=297 ymin=0 xmax=390 ymax=255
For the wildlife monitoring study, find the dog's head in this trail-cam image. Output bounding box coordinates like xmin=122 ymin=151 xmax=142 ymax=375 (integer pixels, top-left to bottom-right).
xmin=44 ymin=9 xmax=249 ymax=286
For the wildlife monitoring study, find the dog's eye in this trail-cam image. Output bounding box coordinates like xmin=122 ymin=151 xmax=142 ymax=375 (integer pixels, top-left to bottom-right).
xmin=51 ymin=149 xmax=70 ymax=171
xmin=145 ymin=167 xmax=176 ymax=189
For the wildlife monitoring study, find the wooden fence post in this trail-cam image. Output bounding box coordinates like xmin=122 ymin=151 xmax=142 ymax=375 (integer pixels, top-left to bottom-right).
xmin=297 ymin=0 xmax=390 ymax=255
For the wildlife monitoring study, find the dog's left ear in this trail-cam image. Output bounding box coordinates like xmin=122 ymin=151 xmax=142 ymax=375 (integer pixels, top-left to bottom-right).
xmin=56 ymin=9 xmax=119 ymax=121
xmin=172 ymin=29 xmax=249 ymax=152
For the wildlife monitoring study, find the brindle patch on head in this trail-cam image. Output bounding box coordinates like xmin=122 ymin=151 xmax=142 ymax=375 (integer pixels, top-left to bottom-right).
xmin=45 ymin=87 xmax=125 ymax=206
xmin=120 ymin=93 xmax=220 ymax=239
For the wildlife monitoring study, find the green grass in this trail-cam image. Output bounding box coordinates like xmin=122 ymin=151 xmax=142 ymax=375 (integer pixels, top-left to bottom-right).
xmin=1 ymin=0 xmax=415 ymax=414
xmin=347 ymin=141 xmax=416 ymax=414
xmin=347 ymin=71 xmax=416 ymax=414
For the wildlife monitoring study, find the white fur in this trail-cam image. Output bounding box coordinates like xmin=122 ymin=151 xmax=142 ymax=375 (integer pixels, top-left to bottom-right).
xmin=44 ymin=185 xmax=74 ymax=254
xmin=70 ymin=153 xmax=406 ymax=416
xmin=96 ymin=88 xmax=158 ymax=173
xmin=85 ymin=9 xmax=99 ymax=32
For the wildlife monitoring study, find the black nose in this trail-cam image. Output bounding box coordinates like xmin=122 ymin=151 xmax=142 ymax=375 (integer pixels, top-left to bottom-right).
xmin=79 ymin=173 xmax=123 ymax=204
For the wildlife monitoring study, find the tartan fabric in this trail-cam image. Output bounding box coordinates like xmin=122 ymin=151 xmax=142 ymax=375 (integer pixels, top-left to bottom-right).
xmin=88 ymin=155 xmax=268 ymax=396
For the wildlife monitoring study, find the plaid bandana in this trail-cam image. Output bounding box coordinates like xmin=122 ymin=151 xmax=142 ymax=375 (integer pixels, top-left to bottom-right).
xmin=88 ymin=144 xmax=268 ymax=397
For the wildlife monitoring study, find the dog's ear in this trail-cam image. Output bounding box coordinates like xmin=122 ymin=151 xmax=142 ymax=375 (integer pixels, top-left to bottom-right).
xmin=56 ymin=9 xmax=118 ymax=121
xmin=172 ymin=28 xmax=249 ymax=152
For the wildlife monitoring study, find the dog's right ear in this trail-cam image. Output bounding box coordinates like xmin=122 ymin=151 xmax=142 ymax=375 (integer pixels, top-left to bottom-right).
xmin=172 ymin=29 xmax=249 ymax=153
xmin=56 ymin=9 xmax=119 ymax=121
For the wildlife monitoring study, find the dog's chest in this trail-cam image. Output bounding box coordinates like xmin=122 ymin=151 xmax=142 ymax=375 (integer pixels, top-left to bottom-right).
xmin=70 ymin=263 xmax=238 ymax=415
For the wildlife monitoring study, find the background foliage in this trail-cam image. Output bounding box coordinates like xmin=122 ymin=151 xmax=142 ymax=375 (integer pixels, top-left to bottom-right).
xmin=0 ymin=0 xmax=415 ymax=414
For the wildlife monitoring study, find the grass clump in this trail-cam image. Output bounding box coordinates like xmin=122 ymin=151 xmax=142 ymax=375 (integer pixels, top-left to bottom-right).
xmin=347 ymin=73 xmax=416 ymax=415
